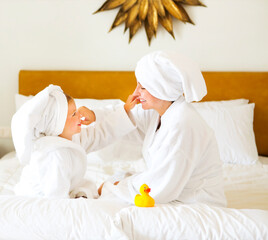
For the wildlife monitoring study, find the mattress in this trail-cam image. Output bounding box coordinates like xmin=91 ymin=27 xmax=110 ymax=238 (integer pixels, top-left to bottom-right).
xmin=0 ymin=151 xmax=267 ymax=239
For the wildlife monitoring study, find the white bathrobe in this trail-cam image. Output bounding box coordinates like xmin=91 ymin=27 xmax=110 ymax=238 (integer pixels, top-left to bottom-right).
xmin=15 ymin=136 xmax=95 ymax=198
xmin=15 ymin=106 xmax=136 ymax=198
xmin=101 ymin=98 xmax=227 ymax=207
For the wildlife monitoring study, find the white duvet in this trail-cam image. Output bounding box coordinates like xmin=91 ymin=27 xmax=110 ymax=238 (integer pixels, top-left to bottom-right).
xmin=115 ymin=203 xmax=268 ymax=240
xmin=0 ymin=152 xmax=268 ymax=240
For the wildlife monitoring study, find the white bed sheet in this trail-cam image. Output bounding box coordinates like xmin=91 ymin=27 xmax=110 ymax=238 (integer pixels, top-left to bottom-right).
xmin=115 ymin=203 xmax=268 ymax=240
xmin=0 ymin=196 xmax=128 ymax=240
xmin=223 ymin=156 xmax=268 ymax=210
xmin=0 ymin=152 xmax=267 ymax=239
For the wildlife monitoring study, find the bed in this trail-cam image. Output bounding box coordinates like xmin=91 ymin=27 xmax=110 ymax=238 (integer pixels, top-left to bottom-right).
xmin=0 ymin=71 xmax=267 ymax=239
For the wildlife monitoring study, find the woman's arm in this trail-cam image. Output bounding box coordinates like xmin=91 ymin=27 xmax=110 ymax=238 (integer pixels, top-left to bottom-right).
xmin=78 ymin=94 xmax=138 ymax=125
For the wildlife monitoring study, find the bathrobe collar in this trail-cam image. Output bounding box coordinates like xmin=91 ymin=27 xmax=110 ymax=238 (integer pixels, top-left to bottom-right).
xmin=161 ymin=96 xmax=185 ymax=125
xmin=34 ymin=136 xmax=86 ymax=155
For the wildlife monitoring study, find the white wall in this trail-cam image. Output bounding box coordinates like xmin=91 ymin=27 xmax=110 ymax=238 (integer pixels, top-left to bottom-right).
xmin=0 ymin=0 xmax=268 ymax=156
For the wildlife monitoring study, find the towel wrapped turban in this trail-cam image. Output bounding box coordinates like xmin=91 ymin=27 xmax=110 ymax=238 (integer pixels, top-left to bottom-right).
xmin=11 ymin=85 xmax=68 ymax=165
xmin=135 ymin=51 xmax=207 ymax=102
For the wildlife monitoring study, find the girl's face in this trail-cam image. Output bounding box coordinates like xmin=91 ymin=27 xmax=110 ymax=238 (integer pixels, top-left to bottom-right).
xmin=133 ymin=82 xmax=160 ymax=110
xmin=59 ymin=99 xmax=81 ymax=140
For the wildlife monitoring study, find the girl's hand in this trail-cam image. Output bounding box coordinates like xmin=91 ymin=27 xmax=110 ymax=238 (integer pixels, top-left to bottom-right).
xmin=124 ymin=94 xmax=139 ymax=113
xmin=78 ymin=106 xmax=96 ymax=125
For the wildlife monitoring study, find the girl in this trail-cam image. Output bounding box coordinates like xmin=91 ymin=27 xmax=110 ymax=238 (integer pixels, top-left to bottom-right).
xmin=12 ymin=85 xmax=136 ymax=198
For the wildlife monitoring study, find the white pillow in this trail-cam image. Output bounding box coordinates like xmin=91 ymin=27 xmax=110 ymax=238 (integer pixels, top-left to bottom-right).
xmin=193 ymin=103 xmax=258 ymax=164
xmin=15 ymin=93 xmax=33 ymax=111
xmin=75 ymin=98 xmax=124 ymax=109
xmin=16 ymin=94 xmax=256 ymax=164
xmin=191 ymin=98 xmax=249 ymax=108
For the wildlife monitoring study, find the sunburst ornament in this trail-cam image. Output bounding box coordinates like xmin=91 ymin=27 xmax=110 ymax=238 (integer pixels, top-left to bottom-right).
xmin=94 ymin=0 xmax=206 ymax=45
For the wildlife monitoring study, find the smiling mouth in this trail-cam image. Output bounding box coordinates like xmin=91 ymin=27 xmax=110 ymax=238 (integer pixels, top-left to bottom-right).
xmin=139 ymin=99 xmax=146 ymax=103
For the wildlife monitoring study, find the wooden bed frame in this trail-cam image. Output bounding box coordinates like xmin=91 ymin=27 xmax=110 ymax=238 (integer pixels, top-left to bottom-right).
xmin=19 ymin=70 xmax=268 ymax=156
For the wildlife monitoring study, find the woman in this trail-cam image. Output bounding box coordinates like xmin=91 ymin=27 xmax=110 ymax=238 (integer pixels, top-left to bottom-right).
xmin=99 ymin=51 xmax=226 ymax=207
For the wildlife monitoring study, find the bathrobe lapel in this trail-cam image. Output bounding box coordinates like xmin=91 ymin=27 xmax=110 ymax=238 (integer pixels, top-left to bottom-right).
xmin=142 ymin=112 xmax=159 ymax=163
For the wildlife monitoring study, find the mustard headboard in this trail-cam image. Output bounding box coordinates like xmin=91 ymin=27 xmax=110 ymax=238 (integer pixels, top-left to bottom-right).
xmin=19 ymin=70 xmax=268 ymax=156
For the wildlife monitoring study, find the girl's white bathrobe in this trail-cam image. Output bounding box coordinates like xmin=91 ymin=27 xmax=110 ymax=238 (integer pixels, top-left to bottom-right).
xmin=101 ymin=97 xmax=227 ymax=207
xmin=15 ymin=106 xmax=136 ymax=198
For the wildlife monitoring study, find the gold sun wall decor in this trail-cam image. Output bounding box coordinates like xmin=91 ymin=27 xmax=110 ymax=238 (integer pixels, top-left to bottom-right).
xmin=94 ymin=0 xmax=206 ymax=45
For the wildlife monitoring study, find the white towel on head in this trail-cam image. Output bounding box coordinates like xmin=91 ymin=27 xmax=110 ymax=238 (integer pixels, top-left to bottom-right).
xmin=11 ymin=85 xmax=68 ymax=165
xmin=135 ymin=51 xmax=207 ymax=102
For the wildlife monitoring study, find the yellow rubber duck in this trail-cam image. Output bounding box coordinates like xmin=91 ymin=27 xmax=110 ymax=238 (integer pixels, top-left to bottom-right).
xmin=134 ymin=184 xmax=155 ymax=207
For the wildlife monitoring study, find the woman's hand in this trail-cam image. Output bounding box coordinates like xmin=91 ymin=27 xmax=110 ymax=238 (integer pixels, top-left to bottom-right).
xmin=124 ymin=94 xmax=139 ymax=113
xmin=78 ymin=106 xmax=96 ymax=125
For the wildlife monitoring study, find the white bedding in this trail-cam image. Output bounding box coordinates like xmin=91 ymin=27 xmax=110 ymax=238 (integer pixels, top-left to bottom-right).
xmin=0 ymin=152 xmax=268 ymax=239
xmin=224 ymin=156 xmax=268 ymax=210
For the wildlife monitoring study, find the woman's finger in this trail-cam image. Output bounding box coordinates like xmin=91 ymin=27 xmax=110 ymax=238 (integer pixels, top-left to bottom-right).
xmin=78 ymin=106 xmax=96 ymax=125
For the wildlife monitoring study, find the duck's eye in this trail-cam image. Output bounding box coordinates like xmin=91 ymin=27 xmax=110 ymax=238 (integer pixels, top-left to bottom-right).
xmin=144 ymin=187 xmax=146 ymax=189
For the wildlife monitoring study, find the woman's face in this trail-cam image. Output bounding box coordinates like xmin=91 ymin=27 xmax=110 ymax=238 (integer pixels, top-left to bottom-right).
xmin=59 ymin=99 xmax=81 ymax=140
xmin=133 ymin=82 xmax=160 ymax=110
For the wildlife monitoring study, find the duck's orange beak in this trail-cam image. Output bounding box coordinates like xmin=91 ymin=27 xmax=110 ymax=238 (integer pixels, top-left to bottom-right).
xmin=144 ymin=188 xmax=151 ymax=193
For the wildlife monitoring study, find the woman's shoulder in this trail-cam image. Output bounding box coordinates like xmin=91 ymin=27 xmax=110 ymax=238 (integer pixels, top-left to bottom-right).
xmin=164 ymin=101 xmax=213 ymax=133
xmin=164 ymin=101 xmax=196 ymax=121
